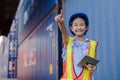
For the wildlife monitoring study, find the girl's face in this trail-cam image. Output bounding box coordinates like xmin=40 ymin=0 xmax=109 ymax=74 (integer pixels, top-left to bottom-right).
xmin=70 ymin=17 xmax=88 ymax=37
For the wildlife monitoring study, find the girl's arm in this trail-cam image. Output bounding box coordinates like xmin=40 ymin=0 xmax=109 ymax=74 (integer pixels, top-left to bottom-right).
xmin=55 ymin=10 xmax=69 ymax=44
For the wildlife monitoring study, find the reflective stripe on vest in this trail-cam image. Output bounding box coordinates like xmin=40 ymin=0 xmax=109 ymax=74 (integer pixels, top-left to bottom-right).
xmin=60 ymin=37 xmax=98 ymax=80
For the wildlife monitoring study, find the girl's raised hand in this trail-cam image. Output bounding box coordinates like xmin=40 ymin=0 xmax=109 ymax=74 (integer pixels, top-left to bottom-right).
xmin=55 ymin=10 xmax=64 ymax=24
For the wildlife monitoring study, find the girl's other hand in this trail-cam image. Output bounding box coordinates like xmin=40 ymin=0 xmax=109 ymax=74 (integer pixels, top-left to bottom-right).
xmin=86 ymin=64 xmax=97 ymax=72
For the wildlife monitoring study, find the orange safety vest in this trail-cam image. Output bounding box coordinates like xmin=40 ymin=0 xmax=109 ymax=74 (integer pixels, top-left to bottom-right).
xmin=60 ymin=37 xmax=98 ymax=80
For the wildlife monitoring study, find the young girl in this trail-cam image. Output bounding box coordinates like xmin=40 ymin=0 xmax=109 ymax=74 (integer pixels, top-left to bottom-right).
xmin=55 ymin=10 xmax=98 ymax=80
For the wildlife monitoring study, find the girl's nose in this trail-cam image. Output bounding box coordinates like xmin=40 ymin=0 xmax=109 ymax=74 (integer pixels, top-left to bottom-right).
xmin=77 ymin=26 xmax=82 ymax=29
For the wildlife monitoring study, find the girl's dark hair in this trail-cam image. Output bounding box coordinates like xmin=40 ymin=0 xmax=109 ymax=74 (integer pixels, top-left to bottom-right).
xmin=69 ymin=13 xmax=89 ymax=35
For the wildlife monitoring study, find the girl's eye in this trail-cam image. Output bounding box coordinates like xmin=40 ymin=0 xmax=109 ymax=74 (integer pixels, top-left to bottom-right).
xmin=80 ymin=23 xmax=83 ymax=26
xmin=75 ymin=25 xmax=78 ymax=26
xmin=73 ymin=24 xmax=78 ymax=26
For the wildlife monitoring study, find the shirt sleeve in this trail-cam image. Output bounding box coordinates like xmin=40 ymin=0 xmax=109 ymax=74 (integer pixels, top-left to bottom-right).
xmin=61 ymin=37 xmax=72 ymax=61
xmin=61 ymin=46 xmax=67 ymax=61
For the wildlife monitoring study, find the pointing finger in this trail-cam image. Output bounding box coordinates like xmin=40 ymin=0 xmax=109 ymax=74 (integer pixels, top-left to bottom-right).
xmin=61 ymin=10 xmax=63 ymax=17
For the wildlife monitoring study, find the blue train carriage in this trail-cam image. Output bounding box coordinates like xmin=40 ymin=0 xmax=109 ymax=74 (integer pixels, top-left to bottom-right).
xmin=16 ymin=0 xmax=62 ymax=80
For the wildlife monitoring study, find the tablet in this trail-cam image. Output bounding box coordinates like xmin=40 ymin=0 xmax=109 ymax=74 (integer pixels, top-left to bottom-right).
xmin=78 ymin=55 xmax=99 ymax=66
